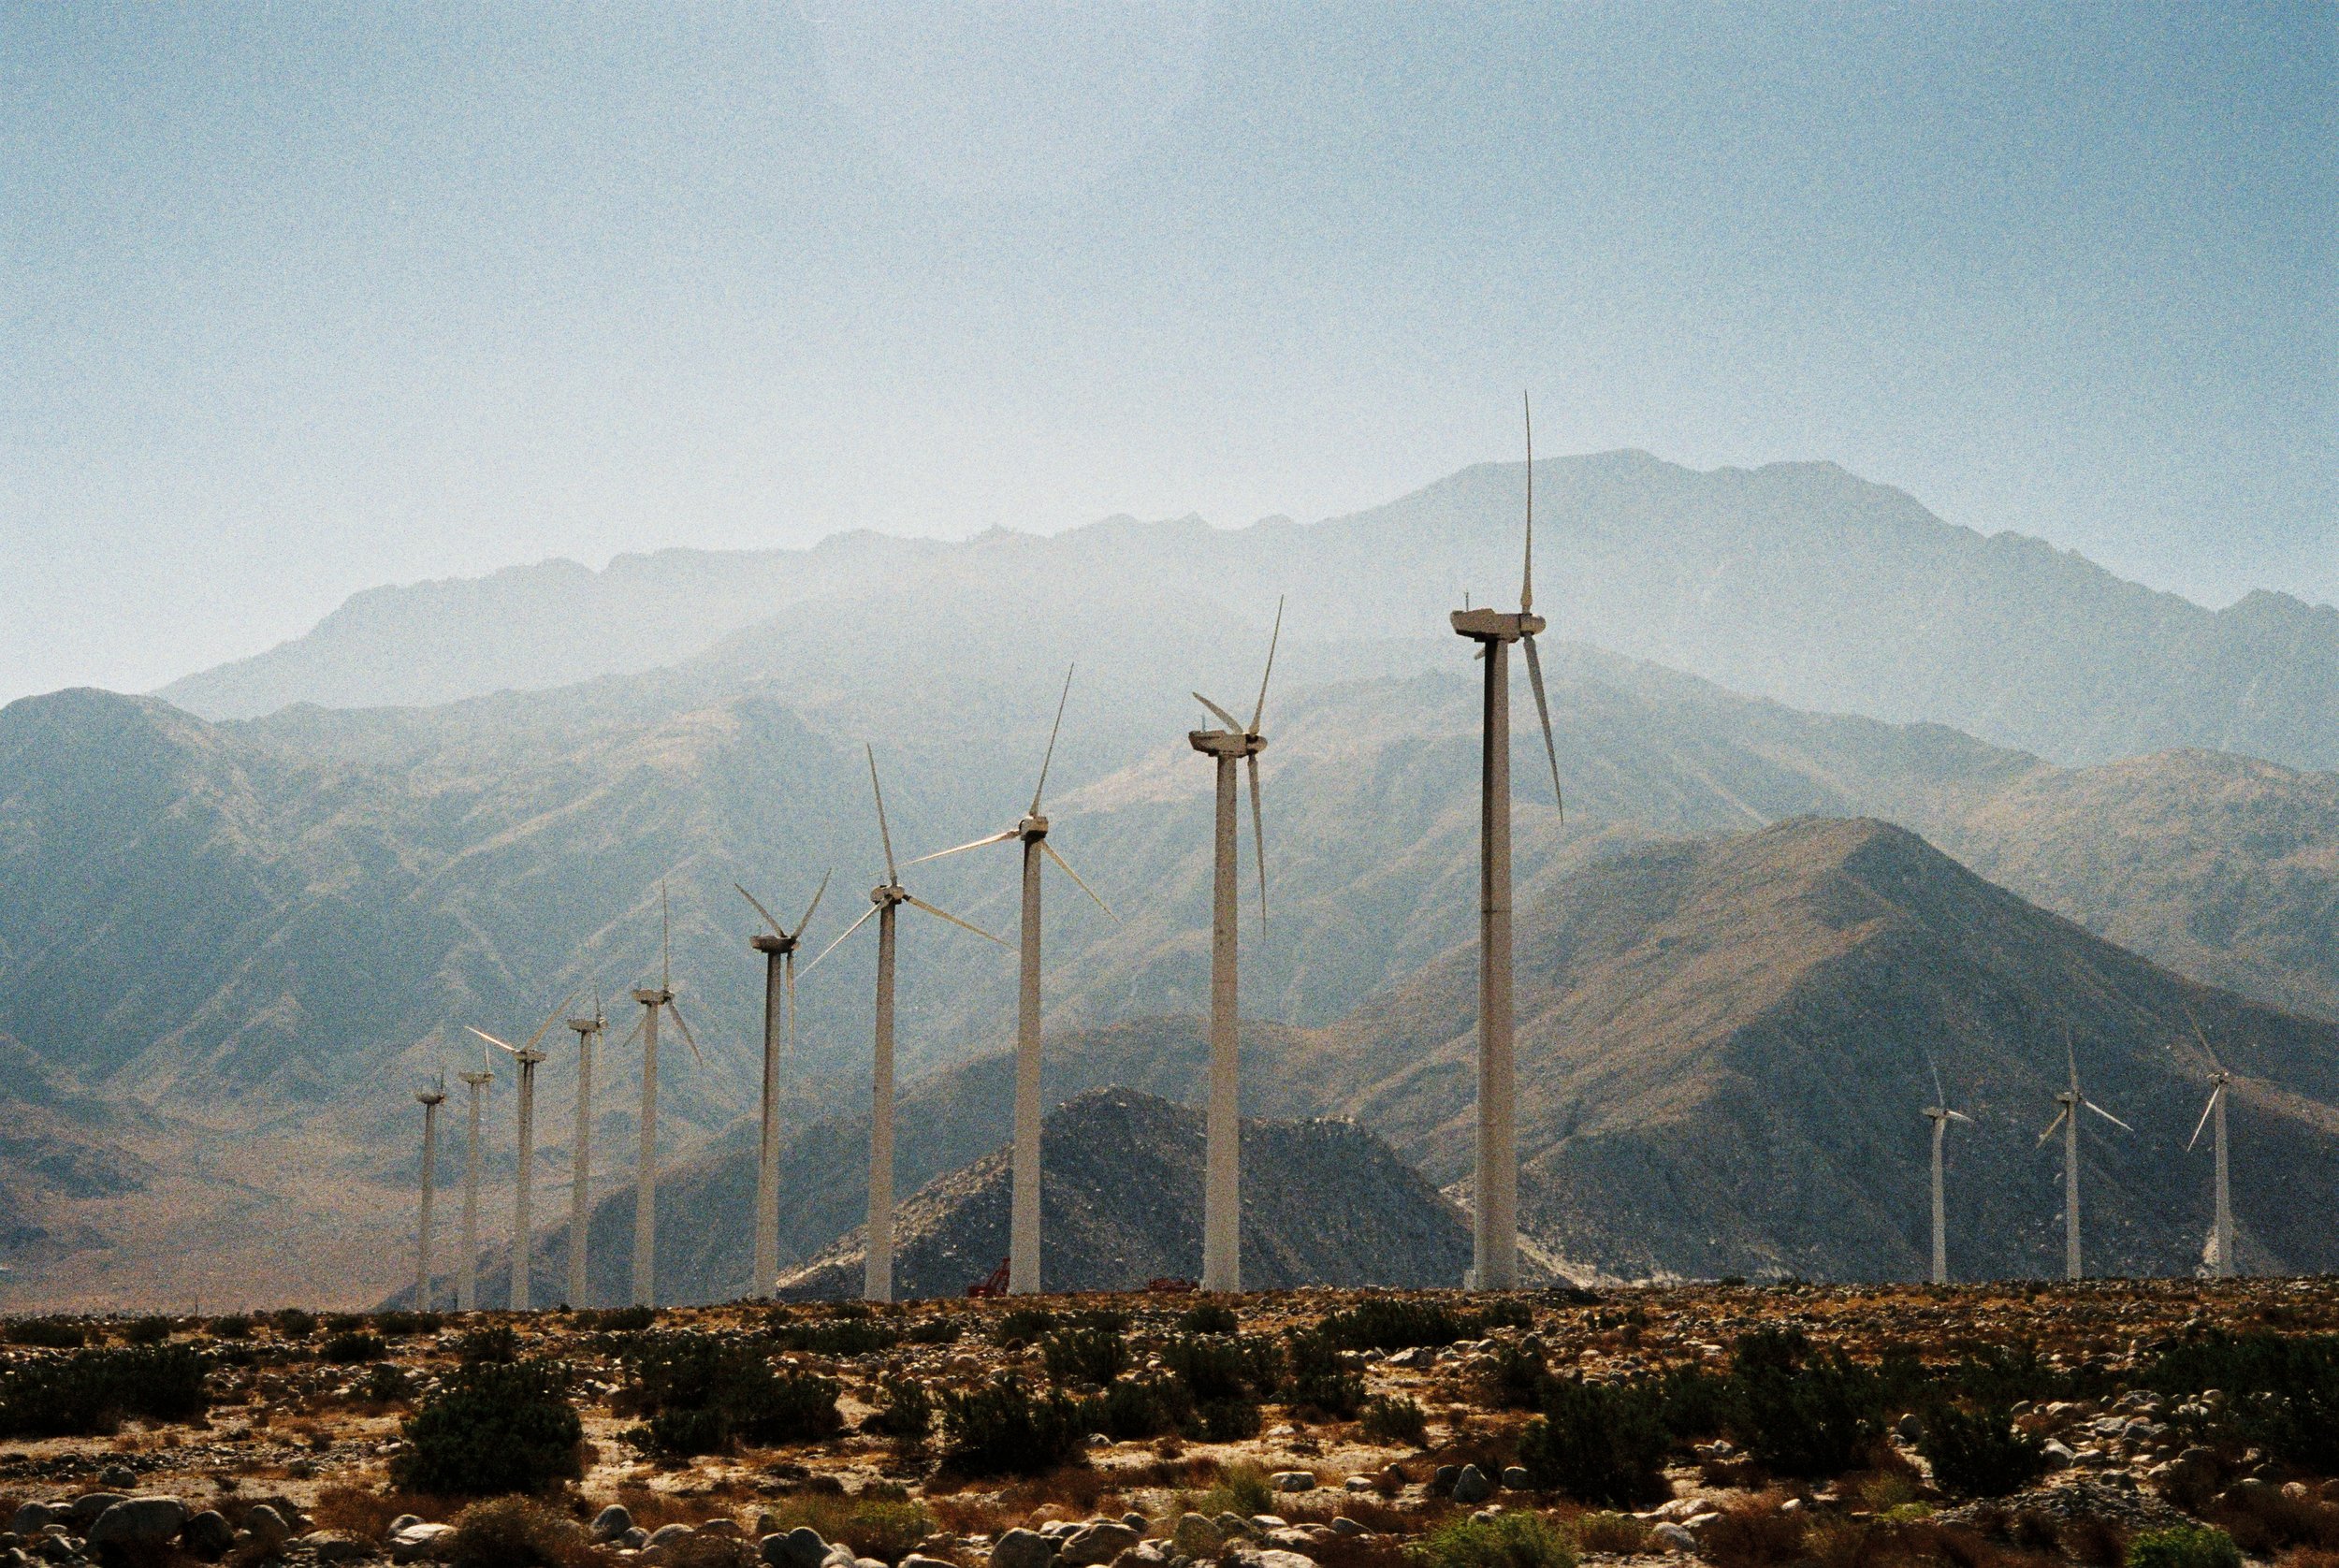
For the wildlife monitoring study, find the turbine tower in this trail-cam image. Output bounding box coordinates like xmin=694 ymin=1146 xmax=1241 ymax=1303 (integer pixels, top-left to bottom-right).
xmin=414 ymin=1074 xmax=446 ymax=1312
xmin=1448 ymin=396 xmax=1565 ymax=1290
xmin=2185 ymin=1014 xmax=2236 ymax=1278
xmin=2037 ymin=1037 xmax=2131 ymax=1280
xmin=456 ymin=1053 xmax=493 ymax=1312
xmin=909 ymin=666 xmax=1115 ymax=1295
xmin=468 ymin=995 xmax=574 ymax=1313
xmin=622 ymin=883 xmax=706 ymax=1307
xmin=1920 ymin=1055 xmax=1974 ymax=1285
xmin=563 ymin=994 xmax=604 ymax=1308
xmin=735 ymin=872 xmax=832 ymax=1299
xmin=806 ymin=746 xmax=1004 ymax=1303
xmin=1186 ymin=606 xmax=1283 ymax=1294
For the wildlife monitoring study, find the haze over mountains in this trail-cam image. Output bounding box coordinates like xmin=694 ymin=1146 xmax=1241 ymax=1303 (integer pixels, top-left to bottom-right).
xmin=3 ymin=450 xmax=2335 ymax=1307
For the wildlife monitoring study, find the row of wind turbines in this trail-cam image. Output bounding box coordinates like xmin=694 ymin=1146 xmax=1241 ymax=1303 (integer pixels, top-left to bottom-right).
xmin=403 ymin=395 xmax=2249 ymax=1310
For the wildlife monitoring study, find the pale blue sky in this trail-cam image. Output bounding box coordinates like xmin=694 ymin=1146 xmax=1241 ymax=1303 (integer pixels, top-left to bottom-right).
xmin=3 ymin=3 xmax=2332 ymax=704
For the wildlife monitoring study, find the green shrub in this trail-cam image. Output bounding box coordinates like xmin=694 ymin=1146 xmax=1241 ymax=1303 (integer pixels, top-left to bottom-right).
xmin=1162 ymin=1333 xmax=1283 ymax=1401
xmin=357 ymin=1362 xmax=414 ymax=1404
xmin=992 ymin=1306 xmax=1058 ymax=1344
xmin=122 ymin=1316 xmax=173 ymax=1345
xmin=1489 ymin=1343 xmax=1546 ymax=1409
xmin=272 ymin=1307 xmax=316 ymax=1338
xmin=457 ymin=1324 xmax=519 ymax=1364
xmin=321 ymin=1330 xmax=386 ymax=1364
xmin=7 ymin=1317 xmax=87 ymax=1349
xmin=868 ymin=1375 xmax=934 ymax=1442
xmin=769 ymin=1316 xmax=901 ymax=1357
xmin=1475 ymin=1299 xmax=1534 ymax=1332
xmin=1087 ymin=1375 xmax=1191 ymax=1441
xmin=1321 ymin=1299 xmax=1468 ymax=1351
xmin=207 ymin=1314 xmax=253 ymax=1340
xmin=1193 ymin=1460 xmax=1275 ymax=1517
xmin=444 ymin=1496 xmax=592 ymax=1568
xmin=581 ymin=1304 xmax=655 ymax=1332
xmin=2144 ymin=1331 xmax=2339 ymax=1470
xmin=2127 ymin=1527 xmax=2241 ymax=1568
xmin=1655 ymin=1364 xmax=1731 ymax=1440
xmin=370 ymin=1310 xmax=441 ymax=1339
xmin=392 ymin=1357 xmax=582 ymax=1495
xmin=1286 ymin=1328 xmax=1364 ymax=1418
xmin=1517 ymin=1376 xmax=1670 ymax=1506
xmin=903 ymin=1317 xmax=962 ymax=1345
xmin=1179 ymin=1301 xmax=1239 ymax=1335
xmin=1572 ymin=1515 xmax=1651 ymax=1556
xmin=1726 ymin=1330 xmax=1883 ymax=1477
xmin=1194 ymin=1397 xmax=1263 ymax=1441
xmin=1041 ymin=1325 xmax=1127 ymax=1387
xmin=1918 ymin=1403 xmax=2048 ymax=1498
xmin=1407 ymin=1511 xmax=1576 ymax=1568
xmin=1359 ymin=1394 xmax=1428 ymax=1446
xmin=622 ymin=1334 xmax=841 ymax=1456
xmin=0 ymin=1343 xmax=210 ymax=1436
xmin=937 ymin=1374 xmax=1088 ymax=1476
xmin=324 ymin=1313 xmax=367 ymax=1333
xmin=1944 ymin=1342 xmax=2072 ymax=1407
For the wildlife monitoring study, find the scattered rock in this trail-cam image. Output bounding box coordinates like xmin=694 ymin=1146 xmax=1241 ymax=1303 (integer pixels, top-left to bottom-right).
xmin=241 ymin=1506 xmax=289 ymax=1540
xmin=647 ymin=1525 xmax=697 ymax=1549
xmin=179 ymin=1511 xmax=234 ymax=1561
xmin=1328 ymin=1520 xmax=1369 ymax=1538
xmin=768 ymin=1527 xmax=830 ymax=1568
xmin=389 ymin=1521 xmax=456 ymax=1563
xmin=1060 ymin=1521 xmax=1140 ymax=1568
xmin=1653 ymin=1524 xmax=1698 ymax=1552
xmin=1171 ymin=1515 xmax=1221 ymax=1559
xmin=1500 ymin=1467 xmax=1532 ymax=1491
xmin=298 ymin=1530 xmax=371 ymax=1564
xmin=992 ymin=1527 xmax=1058 ymax=1568
xmin=1452 ymin=1465 xmax=1492 ymax=1504
xmin=88 ymin=1498 xmax=187 ymax=1549
xmin=6 ymin=1512 xmax=51 ymax=1540
xmin=65 ymin=1496 xmax=124 ymax=1531
xmin=1271 ymin=1473 xmax=1313 ymax=1493
xmin=1255 ymin=1553 xmax=1316 ymax=1568
xmin=1431 ymin=1466 xmax=1460 ymax=1490
xmin=2041 ymin=1441 xmax=2076 ymax=1470
xmin=594 ymin=1507 xmax=636 ymax=1545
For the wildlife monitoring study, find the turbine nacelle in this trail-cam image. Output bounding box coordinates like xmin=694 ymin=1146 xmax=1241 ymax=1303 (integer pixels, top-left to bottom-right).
xmin=1449 ymin=606 xmax=1547 ymax=643
xmin=1186 ymin=727 xmax=1267 ymax=759
xmin=1018 ymin=810 xmax=1050 ymax=841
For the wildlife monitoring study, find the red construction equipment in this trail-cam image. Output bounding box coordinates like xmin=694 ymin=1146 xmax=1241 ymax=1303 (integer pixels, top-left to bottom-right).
xmin=1145 ymin=1277 xmax=1199 ymax=1293
xmin=965 ymin=1257 xmax=1010 ymax=1298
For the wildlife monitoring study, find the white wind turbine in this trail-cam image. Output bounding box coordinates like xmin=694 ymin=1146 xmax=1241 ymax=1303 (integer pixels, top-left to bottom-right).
xmin=467 ymin=994 xmax=574 ymax=1312
xmin=455 ymin=1050 xmax=494 ymax=1312
xmin=621 ymin=882 xmax=707 ymax=1307
xmin=1921 ymin=1054 xmax=1975 ymax=1285
xmin=2184 ymin=1013 xmax=2237 ymax=1279
xmin=414 ymin=1072 xmax=446 ymax=1312
xmin=1448 ymin=395 xmax=1565 ymax=1290
xmin=734 ymin=872 xmax=832 ymax=1300
xmin=908 ymin=665 xmax=1116 ymax=1295
xmin=1186 ymin=603 xmax=1282 ymax=1294
xmin=561 ymin=992 xmax=605 ymax=1308
xmin=2037 ymin=1036 xmax=2132 ymax=1280
xmin=806 ymin=746 xmax=1005 ymax=1303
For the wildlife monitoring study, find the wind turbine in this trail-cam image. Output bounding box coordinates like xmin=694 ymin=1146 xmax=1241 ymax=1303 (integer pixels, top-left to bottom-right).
xmin=467 ymin=994 xmax=574 ymax=1312
xmin=806 ymin=746 xmax=1005 ymax=1303
xmin=1448 ymin=395 xmax=1565 ymax=1290
xmin=1186 ymin=604 xmax=1282 ymax=1294
xmin=1921 ymin=1054 xmax=1975 ymax=1285
xmin=735 ymin=871 xmax=832 ymax=1300
xmin=455 ymin=1052 xmax=493 ymax=1312
xmin=2184 ymin=1012 xmax=2236 ymax=1279
xmin=414 ymin=1073 xmax=446 ymax=1312
xmin=562 ymin=993 xmax=604 ymax=1307
xmin=908 ymin=665 xmax=1115 ymax=1295
xmin=2037 ymin=1036 xmax=2131 ymax=1280
xmin=622 ymin=882 xmax=705 ymax=1307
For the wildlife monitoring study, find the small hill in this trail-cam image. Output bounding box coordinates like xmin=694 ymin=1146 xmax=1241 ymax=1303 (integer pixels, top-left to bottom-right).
xmin=772 ymin=1087 xmax=1472 ymax=1299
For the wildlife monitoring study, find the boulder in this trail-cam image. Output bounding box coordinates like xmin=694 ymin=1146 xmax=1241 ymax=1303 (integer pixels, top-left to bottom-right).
xmin=88 ymin=1498 xmax=188 ymax=1548
xmin=1500 ymin=1468 xmax=1532 ymax=1491
xmin=2041 ymin=1441 xmax=2076 ymax=1471
xmin=7 ymin=1511 xmax=51 ymax=1540
xmin=1059 ymin=1521 xmax=1140 ymax=1568
xmin=1653 ymin=1524 xmax=1697 ymax=1552
xmin=1255 ymin=1553 xmax=1316 ymax=1568
xmin=1107 ymin=1546 xmax=1170 ymax=1568
xmin=1452 ymin=1466 xmax=1492 ymax=1504
xmin=992 ymin=1528 xmax=1057 ymax=1568
xmin=1171 ymin=1514 xmax=1221 ymax=1558
xmin=903 ymin=1558 xmax=961 ymax=1568
xmin=389 ymin=1522 xmax=457 ymax=1564
xmin=592 ymin=1506 xmax=635 ymax=1544
xmin=1271 ymin=1474 xmax=1313 ymax=1493
xmin=767 ymin=1527 xmax=830 ymax=1568
xmin=621 ymin=1528 xmax=650 ymax=1550
xmin=1329 ymin=1520 xmax=1368 ymax=1538
xmin=67 ymin=1496 xmax=126 ymax=1530
xmin=241 ymin=1506 xmax=289 ymax=1539
xmin=648 ymin=1524 xmax=700 ymax=1548
xmin=97 ymin=1471 xmax=136 ymax=1494
xmin=298 ymin=1531 xmax=372 ymax=1563
xmin=1431 ymin=1466 xmax=1460 ymax=1490
xmin=179 ymin=1511 xmax=234 ymax=1561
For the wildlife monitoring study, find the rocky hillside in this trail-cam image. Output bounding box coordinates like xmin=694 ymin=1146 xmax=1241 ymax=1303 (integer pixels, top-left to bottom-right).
xmin=772 ymin=1088 xmax=1474 ymax=1299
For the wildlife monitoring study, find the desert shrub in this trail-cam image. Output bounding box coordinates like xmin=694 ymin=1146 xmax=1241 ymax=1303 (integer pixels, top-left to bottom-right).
xmin=1489 ymin=1343 xmax=1546 ymax=1409
xmin=356 ymin=1362 xmax=414 ymax=1404
xmin=1359 ymin=1394 xmax=1428 ymax=1446
xmin=1945 ymin=1342 xmax=2072 ymax=1408
xmin=272 ymin=1307 xmax=317 ymax=1338
xmin=1726 ymin=1330 xmax=1883 ymax=1477
xmin=1572 ymin=1514 xmax=1650 ymax=1556
xmin=1194 ymin=1460 xmax=1276 ymax=1517
xmin=1088 ymin=1375 xmax=1191 ymax=1441
xmin=2145 ymin=1332 xmax=2339 ymax=1471
xmin=324 ymin=1312 xmax=367 ymax=1332
xmin=7 ymin=1317 xmax=87 ymax=1349
xmin=123 ymin=1316 xmax=173 ymax=1345
xmin=207 ymin=1314 xmax=254 ymax=1340
xmin=1195 ymin=1397 xmax=1264 ymax=1441
xmin=1475 ymin=1299 xmax=1534 ymax=1332
xmin=1162 ymin=1333 xmax=1283 ymax=1401
xmin=1697 ymin=1503 xmax=1809 ymax=1568
xmin=1286 ymin=1328 xmax=1365 ymax=1419
xmin=1041 ymin=1325 xmax=1128 ymax=1387
xmin=322 ymin=1330 xmax=387 ymax=1364
xmin=1406 ymin=1511 xmax=1576 ymax=1568
xmin=792 ymin=1497 xmax=932 ymax=1565
xmin=992 ymin=1306 xmax=1058 ymax=1344
xmin=1656 ymin=1364 xmax=1732 ymax=1439
xmin=370 ymin=1310 xmax=441 ymax=1339
xmin=868 ymin=1375 xmax=933 ymax=1442
xmin=937 ymin=1374 xmax=1087 ymax=1476
xmin=392 ymin=1357 xmax=583 ymax=1495
xmin=1919 ymin=1403 xmax=2048 ymax=1499
xmin=769 ymin=1316 xmax=901 ymax=1357
xmin=2063 ymin=1517 xmax=2132 ymax=1567
xmin=623 ymin=1334 xmax=841 ymax=1456
xmin=580 ymin=1304 xmax=655 ymax=1332
xmin=458 ymin=1324 xmax=519 ymax=1364
xmin=0 ymin=1343 xmax=209 ymax=1436
xmin=1517 ymin=1376 xmax=1670 ymax=1506
xmin=444 ymin=1495 xmax=593 ymax=1568
xmin=1322 ymin=1299 xmax=1468 ymax=1351
xmin=2128 ymin=1527 xmax=2241 ymax=1568
xmin=903 ymin=1317 xmax=962 ymax=1345
xmin=1179 ymin=1301 xmax=1239 ymax=1335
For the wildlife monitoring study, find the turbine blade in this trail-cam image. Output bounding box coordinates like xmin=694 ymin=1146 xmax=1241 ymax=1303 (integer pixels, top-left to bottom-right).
xmin=1520 ymin=632 xmax=1563 ymax=818
xmin=522 ymin=991 xmax=577 ymax=1053
xmin=905 ymin=827 xmax=1017 ymax=867
xmin=783 ymin=953 xmax=797 ymax=1059
xmin=661 ymin=879 xmax=672 ymax=993
xmin=1031 ymin=661 xmax=1075 ymax=814
xmin=1249 ymin=595 xmax=1284 ymax=735
xmin=2037 ymin=1107 xmax=2069 ymax=1146
xmin=790 ymin=869 xmax=832 ymax=940
xmin=805 ymin=901 xmax=881 ymax=975
xmin=666 ymin=999 xmax=705 ymax=1067
xmin=2186 ymin=1092 xmax=2217 ymax=1153
xmin=1519 ymin=390 xmax=1534 ymax=614
xmin=2084 ymin=1100 xmax=2134 ymax=1133
xmin=1193 ymin=691 xmax=1242 ymax=733
xmin=1925 ymin=1051 xmax=1947 ymax=1111
xmin=1246 ymin=750 xmax=1267 ymax=929
xmin=466 ymin=1025 xmax=519 ymax=1056
xmin=735 ymin=882 xmax=788 ymax=940
xmin=617 ymin=1010 xmax=646 ymax=1051
xmin=866 ymin=744 xmax=898 ymax=883
xmin=1041 ymin=839 xmax=1117 ymax=922
xmin=1946 ymin=1110 xmax=1976 ymax=1125
xmin=2185 ymin=1005 xmax=2228 ymax=1075
xmin=902 ymin=893 xmax=1007 ymax=946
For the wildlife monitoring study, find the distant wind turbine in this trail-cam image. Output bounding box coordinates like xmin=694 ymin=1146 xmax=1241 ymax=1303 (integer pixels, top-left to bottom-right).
xmin=1921 ymin=1053 xmax=1975 ymax=1285
xmin=806 ymin=746 xmax=1005 ymax=1303
xmin=468 ymin=993 xmax=574 ymax=1312
xmin=909 ymin=665 xmax=1116 ymax=1294
xmin=414 ymin=1072 xmax=446 ymax=1312
xmin=735 ymin=871 xmax=831 ymax=1300
xmin=2038 ymin=1035 xmax=2131 ymax=1280
xmin=2184 ymin=1012 xmax=2236 ymax=1279
xmin=621 ymin=882 xmax=705 ymax=1307
xmin=455 ymin=1052 xmax=494 ymax=1312
xmin=1448 ymin=395 xmax=1565 ymax=1290
xmin=1186 ymin=602 xmax=1282 ymax=1293
xmin=561 ymin=992 xmax=605 ymax=1307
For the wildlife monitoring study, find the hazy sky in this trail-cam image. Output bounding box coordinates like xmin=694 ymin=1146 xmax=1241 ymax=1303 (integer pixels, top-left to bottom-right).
xmin=4 ymin=3 xmax=2332 ymax=705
